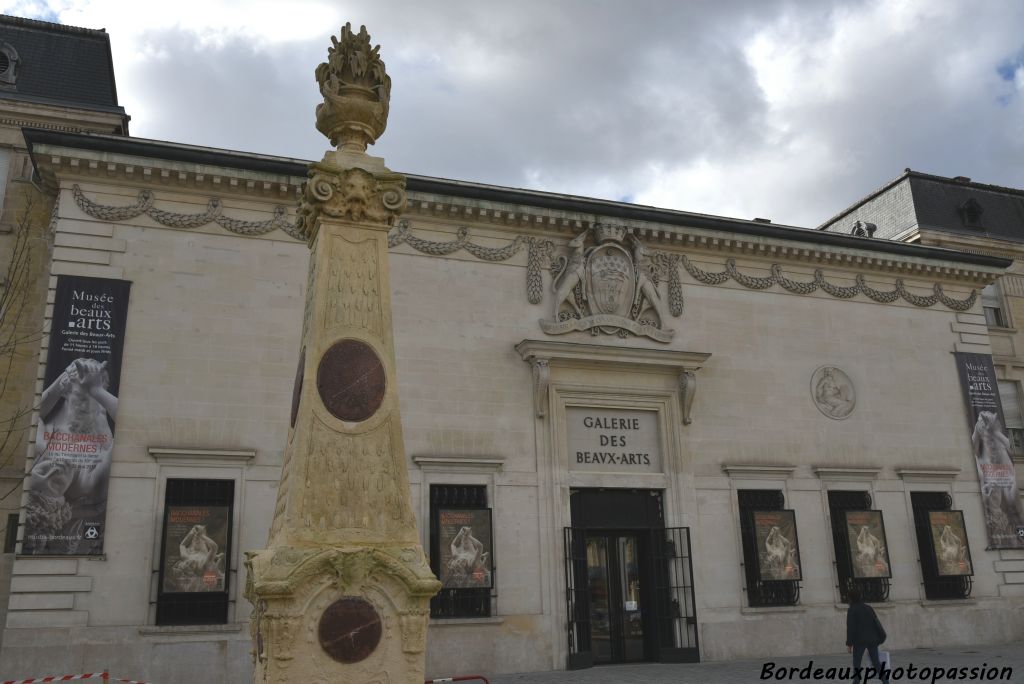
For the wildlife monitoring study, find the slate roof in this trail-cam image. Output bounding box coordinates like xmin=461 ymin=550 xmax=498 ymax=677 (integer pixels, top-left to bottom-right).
xmin=909 ymin=174 xmax=1024 ymax=242
xmin=0 ymin=14 xmax=124 ymax=114
xmin=819 ymin=169 xmax=1024 ymax=243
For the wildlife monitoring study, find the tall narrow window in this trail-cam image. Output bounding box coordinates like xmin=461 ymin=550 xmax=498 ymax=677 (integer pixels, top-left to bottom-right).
xmin=982 ymin=283 xmax=1007 ymax=328
xmin=430 ymin=484 xmax=492 ymax=618
xmin=998 ymin=380 xmax=1024 ymax=457
xmin=156 ymin=479 xmax=234 ymax=626
xmin=737 ymin=490 xmax=800 ymax=607
xmin=828 ymin=491 xmax=890 ymax=603
xmin=911 ymin=492 xmax=972 ymax=600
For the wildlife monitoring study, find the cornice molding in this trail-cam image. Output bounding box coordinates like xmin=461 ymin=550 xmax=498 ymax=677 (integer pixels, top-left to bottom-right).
xmin=721 ymin=464 xmax=797 ymax=479
xmin=411 ymin=455 xmax=505 ymax=473
xmin=923 ymin=231 xmax=1024 ymax=263
xmin=30 ymin=137 xmax=1006 ymax=281
xmin=397 ymin=210 xmax=999 ymax=282
xmin=895 ymin=467 xmax=961 ymax=482
xmin=33 ymin=143 xmax=304 ymax=198
xmin=515 ymin=339 xmax=711 ymax=372
xmin=812 ymin=466 xmax=882 ymax=481
xmin=402 ymin=197 xmax=1006 ymax=281
xmin=148 ymin=446 xmax=256 ymax=463
xmin=395 ymin=221 xmax=983 ymax=311
xmin=517 ymin=339 xmax=711 ymax=424
xmin=64 ymin=186 xmax=986 ymax=312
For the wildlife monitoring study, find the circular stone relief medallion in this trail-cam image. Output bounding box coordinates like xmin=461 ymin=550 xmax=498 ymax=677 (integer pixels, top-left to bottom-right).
xmin=316 ymin=339 xmax=386 ymax=422
xmin=811 ymin=365 xmax=856 ymax=420
xmin=290 ymin=347 xmax=305 ymax=429
xmin=318 ymin=596 xmax=382 ymax=664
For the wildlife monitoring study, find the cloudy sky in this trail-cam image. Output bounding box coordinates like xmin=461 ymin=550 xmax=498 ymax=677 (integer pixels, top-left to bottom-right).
xmin=4 ymin=0 xmax=1023 ymax=227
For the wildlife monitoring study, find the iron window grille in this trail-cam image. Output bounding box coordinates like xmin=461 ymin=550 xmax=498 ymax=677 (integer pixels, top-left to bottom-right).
xmin=828 ymin=491 xmax=890 ymax=603
xmin=429 ymin=484 xmax=491 ymax=618
xmin=738 ymin=489 xmax=799 ymax=607
xmin=911 ymin=492 xmax=971 ymax=600
xmin=155 ymin=478 xmax=234 ymax=626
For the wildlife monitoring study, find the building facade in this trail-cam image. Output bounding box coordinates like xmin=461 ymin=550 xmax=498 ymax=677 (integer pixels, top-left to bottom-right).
xmin=0 ymin=15 xmax=129 ymax=641
xmin=820 ymin=170 xmax=1024 ymax=486
xmin=1 ymin=17 xmax=1024 ymax=684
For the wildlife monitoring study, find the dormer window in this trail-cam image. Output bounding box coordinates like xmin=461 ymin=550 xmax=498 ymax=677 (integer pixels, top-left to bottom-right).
xmin=0 ymin=41 xmax=18 ymax=88
xmin=958 ymin=198 xmax=983 ymax=229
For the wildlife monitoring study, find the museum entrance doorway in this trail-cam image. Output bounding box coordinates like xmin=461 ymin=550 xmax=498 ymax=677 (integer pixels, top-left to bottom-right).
xmin=583 ymin=531 xmax=646 ymax=663
xmin=564 ymin=489 xmax=699 ymax=669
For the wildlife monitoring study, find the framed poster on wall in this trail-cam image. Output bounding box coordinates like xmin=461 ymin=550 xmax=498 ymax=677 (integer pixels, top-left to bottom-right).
xmin=160 ymin=505 xmax=230 ymax=593
xmin=844 ymin=510 xmax=892 ymax=579
xmin=437 ymin=508 xmax=493 ymax=589
xmin=752 ymin=509 xmax=802 ymax=581
xmin=928 ymin=510 xmax=974 ymax=577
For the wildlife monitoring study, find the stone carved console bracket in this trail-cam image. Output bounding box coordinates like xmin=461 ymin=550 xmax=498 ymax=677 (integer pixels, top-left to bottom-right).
xmin=679 ymin=371 xmax=696 ymax=425
xmin=516 ymin=339 xmax=710 ymax=425
xmin=530 ymin=358 xmax=550 ymax=418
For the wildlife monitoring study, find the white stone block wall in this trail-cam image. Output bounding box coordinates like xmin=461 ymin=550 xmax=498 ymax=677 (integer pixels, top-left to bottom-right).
xmin=2 ymin=176 xmax=1022 ymax=681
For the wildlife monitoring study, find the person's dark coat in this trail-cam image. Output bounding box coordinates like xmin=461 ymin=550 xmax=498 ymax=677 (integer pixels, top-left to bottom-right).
xmin=846 ymin=601 xmax=886 ymax=647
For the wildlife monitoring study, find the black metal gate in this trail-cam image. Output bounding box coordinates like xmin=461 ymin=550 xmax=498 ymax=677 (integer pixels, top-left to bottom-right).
xmin=651 ymin=527 xmax=699 ymax=662
xmin=564 ymin=526 xmax=698 ymax=669
xmin=564 ymin=527 xmax=592 ymax=669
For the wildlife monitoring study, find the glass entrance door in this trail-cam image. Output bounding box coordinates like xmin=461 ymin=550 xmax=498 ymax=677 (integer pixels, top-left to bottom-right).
xmin=585 ymin=533 xmax=646 ymax=663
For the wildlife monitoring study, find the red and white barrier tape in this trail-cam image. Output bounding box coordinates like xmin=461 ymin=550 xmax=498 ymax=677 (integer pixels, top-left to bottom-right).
xmin=2 ymin=673 xmax=148 ymax=684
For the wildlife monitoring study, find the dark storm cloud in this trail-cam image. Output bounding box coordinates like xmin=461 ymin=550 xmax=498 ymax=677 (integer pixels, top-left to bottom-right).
xmin=9 ymin=0 xmax=1024 ymax=227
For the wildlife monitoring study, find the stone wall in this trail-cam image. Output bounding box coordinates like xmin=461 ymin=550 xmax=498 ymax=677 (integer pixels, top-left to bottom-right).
xmin=1 ymin=170 xmax=1021 ymax=681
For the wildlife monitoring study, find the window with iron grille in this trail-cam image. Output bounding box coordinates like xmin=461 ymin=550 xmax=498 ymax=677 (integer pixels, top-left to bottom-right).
xmin=911 ymin=492 xmax=972 ymax=600
xmin=156 ymin=479 xmax=234 ymax=626
xmin=429 ymin=484 xmax=491 ymax=618
xmin=828 ymin=491 xmax=890 ymax=603
xmin=737 ymin=489 xmax=799 ymax=607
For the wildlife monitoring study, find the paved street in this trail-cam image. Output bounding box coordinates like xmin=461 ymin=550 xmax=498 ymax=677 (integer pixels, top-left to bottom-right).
xmin=488 ymin=643 xmax=1023 ymax=683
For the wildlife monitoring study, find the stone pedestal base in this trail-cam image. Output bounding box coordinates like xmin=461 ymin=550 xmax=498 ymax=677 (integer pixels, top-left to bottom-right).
xmin=246 ymin=544 xmax=438 ymax=684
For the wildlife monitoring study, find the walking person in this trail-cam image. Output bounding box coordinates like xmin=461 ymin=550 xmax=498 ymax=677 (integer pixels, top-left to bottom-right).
xmin=846 ymin=588 xmax=890 ymax=683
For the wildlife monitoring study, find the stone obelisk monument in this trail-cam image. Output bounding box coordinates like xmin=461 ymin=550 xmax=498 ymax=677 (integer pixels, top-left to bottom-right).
xmin=245 ymin=24 xmax=440 ymax=684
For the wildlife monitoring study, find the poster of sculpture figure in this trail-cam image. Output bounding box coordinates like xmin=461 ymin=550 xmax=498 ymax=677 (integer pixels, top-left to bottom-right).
xmin=162 ymin=506 xmax=230 ymax=593
xmin=22 ymin=275 xmax=131 ymax=556
xmin=752 ymin=510 xmax=803 ymax=581
xmin=438 ymin=508 xmax=493 ymax=589
xmin=953 ymin=352 xmax=1024 ymax=548
xmin=844 ymin=510 xmax=892 ymax=579
xmin=928 ymin=510 xmax=974 ymax=577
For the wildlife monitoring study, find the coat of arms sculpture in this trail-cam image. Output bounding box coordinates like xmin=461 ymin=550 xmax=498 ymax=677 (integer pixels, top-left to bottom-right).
xmin=541 ymin=224 xmax=677 ymax=342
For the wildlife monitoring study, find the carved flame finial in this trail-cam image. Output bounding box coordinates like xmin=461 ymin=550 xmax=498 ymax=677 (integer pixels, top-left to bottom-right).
xmin=314 ymin=23 xmax=391 ymax=152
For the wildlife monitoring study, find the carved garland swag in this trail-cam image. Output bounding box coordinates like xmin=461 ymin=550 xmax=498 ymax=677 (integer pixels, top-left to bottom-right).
xmin=71 ymin=184 xmax=978 ymax=312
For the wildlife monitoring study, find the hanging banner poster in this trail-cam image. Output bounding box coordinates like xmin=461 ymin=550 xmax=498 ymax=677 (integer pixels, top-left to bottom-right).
xmin=22 ymin=275 xmax=131 ymax=555
xmin=953 ymin=352 xmax=1024 ymax=548
xmin=438 ymin=508 xmax=493 ymax=589
xmin=844 ymin=510 xmax=892 ymax=579
xmin=928 ymin=510 xmax=974 ymax=576
xmin=752 ymin=510 xmax=803 ymax=581
xmin=161 ymin=506 xmax=230 ymax=593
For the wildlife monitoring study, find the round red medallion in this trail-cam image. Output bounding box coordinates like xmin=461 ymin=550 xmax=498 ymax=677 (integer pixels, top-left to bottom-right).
xmin=316 ymin=339 xmax=386 ymax=422
xmin=318 ymin=597 xmax=382 ymax=664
